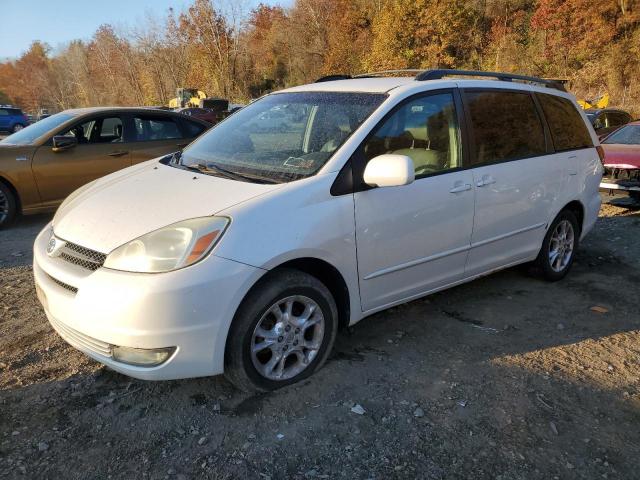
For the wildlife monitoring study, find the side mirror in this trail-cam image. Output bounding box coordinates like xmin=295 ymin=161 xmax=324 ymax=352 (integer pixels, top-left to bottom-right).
xmin=52 ymin=136 xmax=78 ymax=152
xmin=363 ymin=154 xmax=415 ymax=188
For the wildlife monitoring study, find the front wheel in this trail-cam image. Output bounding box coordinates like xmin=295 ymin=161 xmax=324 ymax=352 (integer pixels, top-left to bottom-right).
xmin=12 ymin=124 xmax=24 ymax=133
xmin=224 ymin=269 xmax=338 ymax=392
xmin=534 ymin=210 xmax=579 ymax=281
xmin=0 ymin=182 xmax=17 ymax=229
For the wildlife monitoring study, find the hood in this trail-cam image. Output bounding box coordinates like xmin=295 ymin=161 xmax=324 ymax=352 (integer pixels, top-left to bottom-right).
xmin=53 ymin=160 xmax=282 ymax=253
xmin=602 ymin=144 xmax=640 ymax=169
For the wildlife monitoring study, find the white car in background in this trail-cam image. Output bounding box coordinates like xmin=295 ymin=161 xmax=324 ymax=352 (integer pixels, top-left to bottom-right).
xmin=33 ymin=70 xmax=603 ymax=392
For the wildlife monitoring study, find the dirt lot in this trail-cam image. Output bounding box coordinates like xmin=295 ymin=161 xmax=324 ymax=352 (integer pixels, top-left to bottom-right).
xmin=1 ymin=197 xmax=639 ymax=479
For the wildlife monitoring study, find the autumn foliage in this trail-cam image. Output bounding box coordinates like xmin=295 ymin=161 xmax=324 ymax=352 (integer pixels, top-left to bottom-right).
xmin=0 ymin=0 xmax=638 ymax=114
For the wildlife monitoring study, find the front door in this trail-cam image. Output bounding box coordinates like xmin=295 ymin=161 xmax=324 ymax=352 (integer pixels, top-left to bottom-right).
xmin=31 ymin=115 xmax=130 ymax=205
xmin=461 ymin=89 xmax=565 ymax=276
xmin=354 ymin=91 xmax=475 ymax=312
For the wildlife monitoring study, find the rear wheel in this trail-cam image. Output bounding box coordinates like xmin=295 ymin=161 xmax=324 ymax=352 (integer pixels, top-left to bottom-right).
xmin=11 ymin=124 xmax=24 ymax=133
xmin=224 ymin=269 xmax=338 ymax=392
xmin=534 ymin=210 xmax=579 ymax=281
xmin=0 ymin=181 xmax=17 ymax=229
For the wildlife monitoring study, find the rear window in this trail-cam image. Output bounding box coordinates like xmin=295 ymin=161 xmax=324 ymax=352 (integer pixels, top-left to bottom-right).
xmin=466 ymin=90 xmax=546 ymax=165
xmin=607 ymin=112 xmax=630 ymax=127
xmin=537 ymin=93 xmax=593 ymax=151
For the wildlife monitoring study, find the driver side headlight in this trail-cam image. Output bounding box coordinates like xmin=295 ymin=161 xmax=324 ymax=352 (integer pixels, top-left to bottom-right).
xmin=104 ymin=217 xmax=230 ymax=273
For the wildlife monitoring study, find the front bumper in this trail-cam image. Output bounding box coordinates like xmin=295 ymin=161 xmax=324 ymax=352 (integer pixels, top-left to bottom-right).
xmin=33 ymin=223 xmax=264 ymax=380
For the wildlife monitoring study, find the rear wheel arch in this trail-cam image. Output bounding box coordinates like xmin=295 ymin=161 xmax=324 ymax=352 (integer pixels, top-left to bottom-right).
xmin=559 ymin=200 xmax=584 ymax=235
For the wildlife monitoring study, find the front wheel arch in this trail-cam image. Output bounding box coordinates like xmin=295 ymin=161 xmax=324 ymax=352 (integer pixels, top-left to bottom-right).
xmin=223 ymin=267 xmax=339 ymax=391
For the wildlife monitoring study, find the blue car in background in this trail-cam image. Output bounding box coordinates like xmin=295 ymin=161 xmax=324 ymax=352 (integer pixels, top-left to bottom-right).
xmin=0 ymin=105 xmax=29 ymax=133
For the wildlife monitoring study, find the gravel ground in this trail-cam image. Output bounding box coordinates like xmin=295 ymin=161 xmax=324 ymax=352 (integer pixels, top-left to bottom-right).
xmin=1 ymin=196 xmax=640 ymax=479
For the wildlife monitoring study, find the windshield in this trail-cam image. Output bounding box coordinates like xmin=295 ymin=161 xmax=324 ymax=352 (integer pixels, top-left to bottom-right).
xmin=179 ymin=92 xmax=386 ymax=183
xmin=0 ymin=113 xmax=75 ymax=145
xmin=603 ymin=124 xmax=640 ymax=145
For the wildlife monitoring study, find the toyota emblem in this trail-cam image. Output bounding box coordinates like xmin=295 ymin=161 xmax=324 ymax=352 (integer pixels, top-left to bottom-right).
xmin=46 ymin=236 xmax=65 ymax=257
xmin=46 ymin=237 xmax=57 ymax=255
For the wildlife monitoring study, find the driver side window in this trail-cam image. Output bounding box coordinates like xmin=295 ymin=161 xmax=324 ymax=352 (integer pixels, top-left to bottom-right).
xmin=363 ymin=92 xmax=461 ymax=178
xmin=58 ymin=116 xmax=123 ymax=144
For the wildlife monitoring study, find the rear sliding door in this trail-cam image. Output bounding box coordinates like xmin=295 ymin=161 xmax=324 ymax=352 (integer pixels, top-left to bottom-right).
xmin=462 ymin=89 xmax=567 ymax=276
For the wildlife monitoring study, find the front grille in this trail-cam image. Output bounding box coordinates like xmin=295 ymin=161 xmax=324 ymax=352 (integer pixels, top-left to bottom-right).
xmin=49 ymin=315 xmax=112 ymax=358
xmin=47 ymin=274 xmax=78 ymax=294
xmin=59 ymin=241 xmax=106 ymax=271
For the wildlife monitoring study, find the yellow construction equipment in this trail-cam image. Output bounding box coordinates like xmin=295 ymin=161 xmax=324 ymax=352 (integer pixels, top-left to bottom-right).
xmin=168 ymin=88 xmax=207 ymax=108
xmin=577 ymin=93 xmax=609 ymax=110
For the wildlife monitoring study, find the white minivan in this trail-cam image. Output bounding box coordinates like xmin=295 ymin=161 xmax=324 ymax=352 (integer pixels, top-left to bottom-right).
xmin=33 ymin=70 xmax=603 ymax=392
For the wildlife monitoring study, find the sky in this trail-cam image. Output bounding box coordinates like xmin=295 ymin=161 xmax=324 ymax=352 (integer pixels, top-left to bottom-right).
xmin=0 ymin=0 xmax=290 ymax=60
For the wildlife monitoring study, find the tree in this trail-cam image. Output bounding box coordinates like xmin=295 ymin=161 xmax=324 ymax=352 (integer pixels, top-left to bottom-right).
xmin=366 ymin=0 xmax=481 ymax=71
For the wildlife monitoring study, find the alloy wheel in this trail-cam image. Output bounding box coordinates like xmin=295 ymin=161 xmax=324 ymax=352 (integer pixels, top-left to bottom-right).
xmin=0 ymin=188 xmax=8 ymax=223
xmin=548 ymin=219 xmax=575 ymax=273
xmin=250 ymin=295 xmax=325 ymax=381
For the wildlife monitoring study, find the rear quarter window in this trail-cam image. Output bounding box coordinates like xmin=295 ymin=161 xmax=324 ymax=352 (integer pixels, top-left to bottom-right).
xmin=537 ymin=93 xmax=593 ymax=151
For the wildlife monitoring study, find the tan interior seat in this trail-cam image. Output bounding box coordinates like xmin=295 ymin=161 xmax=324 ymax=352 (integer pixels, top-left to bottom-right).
xmin=391 ymin=147 xmax=444 ymax=171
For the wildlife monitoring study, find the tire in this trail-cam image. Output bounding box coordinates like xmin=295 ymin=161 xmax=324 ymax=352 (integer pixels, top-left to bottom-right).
xmin=533 ymin=210 xmax=579 ymax=281
xmin=11 ymin=124 xmax=24 ymax=133
xmin=224 ymin=268 xmax=338 ymax=392
xmin=0 ymin=181 xmax=17 ymax=229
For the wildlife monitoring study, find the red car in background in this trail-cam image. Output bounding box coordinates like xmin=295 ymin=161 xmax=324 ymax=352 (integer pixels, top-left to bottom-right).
xmin=601 ymin=121 xmax=640 ymax=200
xmin=601 ymin=121 xmax=640 ymax=172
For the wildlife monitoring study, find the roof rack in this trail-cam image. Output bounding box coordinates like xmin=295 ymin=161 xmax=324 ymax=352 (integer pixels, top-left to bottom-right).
xmin=353 ymin=69 xmax=424 ymax=78
xmin=415 ymin=69 xmax=566 ymax=91
xmin=315 ymin=70 xmax=424 ymax=82
xmin=315 ymin=74 xmax=352 ymax=83
xmin=314 ymin=69 xmax=566 ymax=92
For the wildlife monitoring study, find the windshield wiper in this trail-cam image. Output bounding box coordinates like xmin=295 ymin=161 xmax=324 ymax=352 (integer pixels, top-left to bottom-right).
xmin=183 ymin=162 xmax=278 ymax=184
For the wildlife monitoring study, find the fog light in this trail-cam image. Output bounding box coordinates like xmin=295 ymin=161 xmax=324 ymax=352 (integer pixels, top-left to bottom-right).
xmin=112 ymin=346 xmax=176 ymax=367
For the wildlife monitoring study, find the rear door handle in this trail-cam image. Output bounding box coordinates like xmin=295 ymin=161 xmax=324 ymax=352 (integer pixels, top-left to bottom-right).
xmin=568 ymin=155 xmax=578 ymax=175
xmin=449 ymin=183 xmax=472 ymax=193
xmin=177 ymin=143 xmax=189 ymax=148
xmin=476 ymin=175 xmax=496 ymax=187
xmin=108 ymin=151 xmax=129 ymax=157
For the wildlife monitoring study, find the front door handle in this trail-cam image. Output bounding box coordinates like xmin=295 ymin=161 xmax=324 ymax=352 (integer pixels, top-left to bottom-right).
xmin=476 ymin=175 xmax=496 ymax=187
xmin=449 ymin=183 xmax=472 ymax=193
xmin=177 ymin=143 xmax=189 ymax=148
xmin=108 ymin=151 xmax=129 ymax=157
